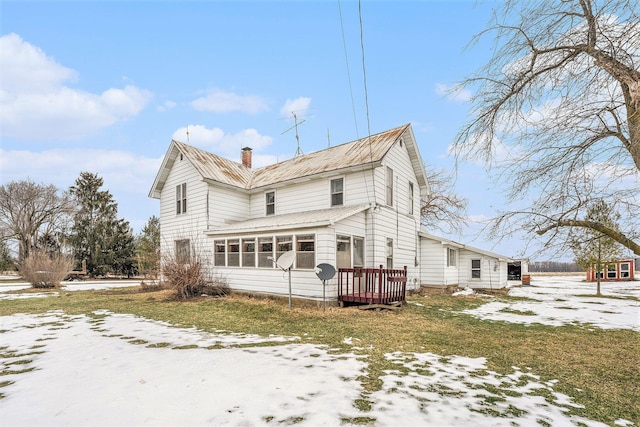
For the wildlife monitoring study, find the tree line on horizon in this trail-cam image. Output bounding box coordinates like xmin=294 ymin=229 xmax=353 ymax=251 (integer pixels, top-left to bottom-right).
xmin=0 ymin=173 xmax=159 ymax=279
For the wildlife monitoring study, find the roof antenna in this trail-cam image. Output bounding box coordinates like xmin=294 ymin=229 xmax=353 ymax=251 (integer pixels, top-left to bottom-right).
xmin=327 ymin=128 xmax=331 ymax=147
xmin=281 ymin=112 xmax=306 ymax=157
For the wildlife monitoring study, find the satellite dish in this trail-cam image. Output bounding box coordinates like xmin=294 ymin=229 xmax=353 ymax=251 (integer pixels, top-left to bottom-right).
xmin=315 ymin=263 xmax=336 ymax=281
xmin=276 ymin=251 xmax=295 ymax=270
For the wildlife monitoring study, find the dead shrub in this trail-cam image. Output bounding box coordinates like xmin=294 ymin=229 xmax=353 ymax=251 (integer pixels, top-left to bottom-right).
xmin=161 ymin=244 xmax=229 ymax=300
xmin=19 ymin=250 xmax=74 ymax=288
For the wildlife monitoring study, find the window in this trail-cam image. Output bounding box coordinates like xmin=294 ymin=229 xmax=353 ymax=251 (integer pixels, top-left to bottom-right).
xmin=265 ymin=191 xmax=275 ymax=216
xmin=331 ymin=178 xmax=344 ymax=206
xmin=336 ymin=235 xmax=351 ymax=269
xmin=296 ymin=234 xmax=315 ymax=269
xmin=176 ymin=183 xmax=187 ymax=214
xmin=447 ymin=248 xmax=457 ymax=267
xmin=227 ymin=239 xmax=240 ymax=267
xmin=386 ymin=238 xmax=393 ymax=269
xmin=175 ymin=239 xmax=190 ymax=263
xmin=408 ymin=182 xmax=414 ymax=214
xmin=620 ymin=263 xmax=630 ymax=278
xmin=471 ymin=259 xmax=481 ymax=279
xmin=258 ymin=237 xmax=274 ymax=268
xmin=353 ymin=237 xmax=364 ymax=267
xmin=242 ymin=238 xmax=255 ymax=267
xmin=386 ymin=167 xmax=394 ymax=206
xmin=214 ymin=240 xmax=225 ymax=266
xmin=276 ymin=235 xmax=293 ymax=263
xmin=607 ymin=264 xmax=617 ymax=279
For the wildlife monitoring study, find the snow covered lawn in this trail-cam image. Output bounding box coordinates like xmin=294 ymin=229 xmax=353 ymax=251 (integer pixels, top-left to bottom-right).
xmin=0 ymin=275 xmax=637 ymax=426
xmin=461 ymin=275 xmax=640 ymax=331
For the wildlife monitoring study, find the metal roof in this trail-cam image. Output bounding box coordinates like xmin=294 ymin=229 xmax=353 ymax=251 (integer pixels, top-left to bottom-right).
xmin=205 ymin=204 xmax=370 ymax=236
xmin=149 ymin=123 xmax=428 ymax=198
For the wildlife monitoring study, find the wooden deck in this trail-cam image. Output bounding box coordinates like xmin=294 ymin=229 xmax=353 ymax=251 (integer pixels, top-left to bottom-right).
xmin=338 ymin=265 xmax=407 ymax=307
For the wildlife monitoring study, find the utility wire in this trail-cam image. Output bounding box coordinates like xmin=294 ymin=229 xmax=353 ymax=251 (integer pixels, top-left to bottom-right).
xmin=358 ymin=0 xmax=377 ymax=203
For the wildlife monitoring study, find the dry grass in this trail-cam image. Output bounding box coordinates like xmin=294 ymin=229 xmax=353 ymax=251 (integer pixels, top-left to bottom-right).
xmin=0 ymin=287 xmax=637 ymax=425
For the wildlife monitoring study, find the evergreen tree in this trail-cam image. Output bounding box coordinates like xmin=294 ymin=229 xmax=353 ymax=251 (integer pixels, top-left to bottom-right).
xmin=570 ymin=201 xmax=623 ymax=295
xmin=68 ymin=172 xmax=135 ymax=277
xmin=135 ymin=215 xmax=160 ymax=278
xmin=0 ymin=240 xmax=15 ymax=271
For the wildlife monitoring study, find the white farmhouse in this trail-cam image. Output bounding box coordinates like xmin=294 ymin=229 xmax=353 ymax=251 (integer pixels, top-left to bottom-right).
xmin=149 ymin=124 xmax=515 ymax=303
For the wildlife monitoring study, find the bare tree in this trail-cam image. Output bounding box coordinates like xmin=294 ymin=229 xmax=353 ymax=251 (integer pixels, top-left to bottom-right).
xmin=452 ymin=0 xmax=640 ymax=256
xmin=0 ymin=179 xmax=74 ymax=262
xmin=420 ymin=166 xmax=467 ymax=233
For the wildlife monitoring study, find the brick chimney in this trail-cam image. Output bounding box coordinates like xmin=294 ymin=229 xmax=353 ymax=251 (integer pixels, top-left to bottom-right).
xmin=241 ymin=147 xmax=252 ymax=168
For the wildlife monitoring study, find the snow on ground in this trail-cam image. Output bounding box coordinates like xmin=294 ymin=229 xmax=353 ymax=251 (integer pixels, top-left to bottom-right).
xmin=0 ymin=276 xmax=637 ymax=426
xmin=0 ymin=280 xmax=142 ymax=299
xmin=0 ymin=309 xmax=626 ymax=426
xmin=462 ymin=276 xmax=640 ymax=331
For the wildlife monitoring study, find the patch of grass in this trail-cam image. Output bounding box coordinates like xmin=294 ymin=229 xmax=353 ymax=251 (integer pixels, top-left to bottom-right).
xmin=498 ymin=307 xmax=537 ymax=316
xmin=0 ymin=288 xmax=637 ymax=425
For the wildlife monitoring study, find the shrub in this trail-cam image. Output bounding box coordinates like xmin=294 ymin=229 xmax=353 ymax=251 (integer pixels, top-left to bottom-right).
xmin=19 ymin=250 xmax=74 ymax=288
xmin=161 ymin=242 xmax=229 ymax=300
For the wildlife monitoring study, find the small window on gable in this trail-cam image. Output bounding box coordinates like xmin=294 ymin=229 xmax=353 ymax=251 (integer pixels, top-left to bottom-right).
xmin=266 ymin=191 xmax=275 ymax=216
xmin=176 ymin=183 xmax=187 ymax=214
xmin=331 ymin=178 xmax=344 ymax=206
xmin=386 ymin=167 xmax=394 ymax=206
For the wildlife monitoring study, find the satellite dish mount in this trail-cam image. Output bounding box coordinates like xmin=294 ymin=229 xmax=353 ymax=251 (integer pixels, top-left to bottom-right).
xmin=275 ymin=251 xmax=295 ymax=309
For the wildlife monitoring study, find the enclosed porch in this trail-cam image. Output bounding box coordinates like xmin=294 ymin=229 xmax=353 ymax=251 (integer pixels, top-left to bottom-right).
xmin=338 ymin=265 xmax=407 ymax=308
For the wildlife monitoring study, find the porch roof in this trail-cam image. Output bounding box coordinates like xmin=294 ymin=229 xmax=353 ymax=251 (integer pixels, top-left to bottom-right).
xmin=204 ymin=204 xmax=370 ymax=236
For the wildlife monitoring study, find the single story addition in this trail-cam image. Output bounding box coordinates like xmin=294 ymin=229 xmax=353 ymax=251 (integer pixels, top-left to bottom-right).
xmin=149 ymin=124 xmax=519 ymax=303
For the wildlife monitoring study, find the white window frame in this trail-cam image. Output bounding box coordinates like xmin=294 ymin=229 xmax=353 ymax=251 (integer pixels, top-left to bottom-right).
xmin=447 ymin=248 xmax=457 ymax=267
xmin=242 ymin=238 xmax=256 ymax=267
xmin=386 ymin=238 xmax=393 ymax=269
xmin=214 ymin=240 xmax=226 ymax=266
xmin=606 ymin=264 xmax=617 ymax=279
xmin=175 ymin=239 xmax=190 ymax=263
xmin=336 ymin=234 xmax=351 ymax=269
xmin=471 ymin=259 xmax=481 ymax=279
xmin=295 ymin=234 xmax=315 ymax=269
xmin=620 ymin=262 xmax=630 ymax=278
xmin=227 ymin=239 xmax=240 ymax=267
xmin=330 ymin=177 xmax=344 ymax=207
xmin=258 ymin=236 xmax=274 ymax=268
xmin=265 ymin=191 xmax=275 ymax=216
xmin=386 ymin=167 xmax=394 ymax=206
xmin=176 ymin=183 xmax=187 ymax=215
xmin=408 ymin=182 xmax=414 ymax=215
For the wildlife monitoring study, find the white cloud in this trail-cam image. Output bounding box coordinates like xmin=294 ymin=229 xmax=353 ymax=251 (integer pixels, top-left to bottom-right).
xmin=157 ymin=100 xmax=176 ymax=112
xmin=0 ymin=33 xmax=153 ymax=141
xmin=0 ymin=148 xmax=161 ymax=195
xmin=435 ymin=83 xmax=471 ymax=102
xmin=190 ymin=89 xmax=269 ymax=114
xmin=280 ymin=97 xmax=311 ymax=119
xmin=172 ymin=125 xmax=273 ymax=155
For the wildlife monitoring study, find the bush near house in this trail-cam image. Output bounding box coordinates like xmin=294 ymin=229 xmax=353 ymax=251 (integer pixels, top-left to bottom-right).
xmin=161 ymin=245 xmax=229 ymax=299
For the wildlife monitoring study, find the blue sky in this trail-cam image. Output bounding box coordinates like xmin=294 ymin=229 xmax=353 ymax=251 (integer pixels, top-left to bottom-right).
xmin=1 ymin=0 xmax=537 ymax=258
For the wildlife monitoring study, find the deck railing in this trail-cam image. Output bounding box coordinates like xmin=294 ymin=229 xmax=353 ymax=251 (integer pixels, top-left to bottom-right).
xmin=338 ymin=265 xmax=407 ymax=305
